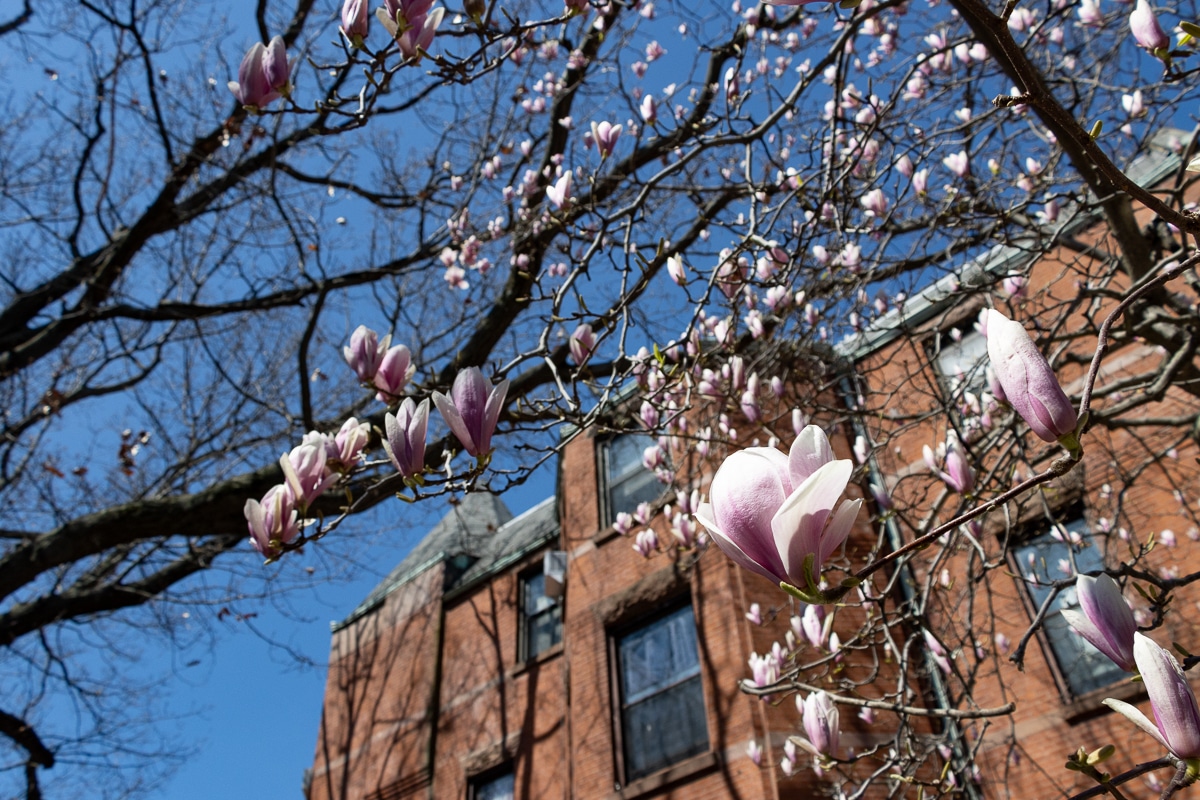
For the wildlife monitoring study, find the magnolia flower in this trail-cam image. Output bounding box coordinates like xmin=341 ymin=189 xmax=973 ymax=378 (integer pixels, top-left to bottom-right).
xmin=694 ymin=425 xmax=862 ymax=596
xmin=344 ymin=325 xmax=389 ymax=384
xmin=1129 ymin=0 xmax=1170 ymax=51
xmin=943 ymin=151 xmax=970 ymax=178
xmin=1060 ymin=574 xmax=1136 ymax=671
xmin=667 ymin=255 xmax=687 ymax=285
xmin=1105 ymin=634 xmax=1200 ymax=759
xmin=794 ymin=691 xmax=840 ymax=759
xmin=329 ymin=418 xmax=370 ymax=471
xmin=546 ymin=171 xmax=573 ymax=210
xmin=281 ymin=441 xmax=340 ymax=509
xmin=633 ymin=528 xmax=658 ymax=557
xmin=860 ymin=188 xmax=889 ymax=218
xmin=591 ymin=120 xmax=623 ymax=158
xmin=377 ymin=0 xmax=444 ymax=59
xmin=569 ymin=323 xmax=595 ymax=364
xmin=640 ymin=94 xmax=657 ymax=124
xmin=984 ymin=310 xmax=1078 ymax=445
xmin=374 ymin=343 xmax=415 ymax=400
xmin=245 ymin=485 xmax=301 ymax=557
xmin=923 ymin=433 xmax=974 ymax=495
xmin=383 ymin=398 xmax=430 ymax=480
xmin=1122 ymin=90 xmax=1146 ymax=118
xmin=341 ymin=0 xmax=370 ymax=45
xmin=747 ymin=740 xmax=763 ymax=766
xmin=228 ymin=36 xmax=291 ymax=109
xmin=432 ymin=366 xmax=509 ymax=458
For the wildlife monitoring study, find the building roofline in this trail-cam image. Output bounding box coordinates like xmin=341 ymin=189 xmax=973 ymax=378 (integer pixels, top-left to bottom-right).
xmin=835 ymin=128 xmax=1188 ymax=361
xmin=331 ymin=495 xmax=558 ymax=632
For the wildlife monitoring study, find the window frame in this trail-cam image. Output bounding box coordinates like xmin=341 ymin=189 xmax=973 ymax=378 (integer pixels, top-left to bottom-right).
xmin=930 ymin=325 xmax=989 ymax=397
xmin=1008 ymin=515 xmax=1128 ymax=700
xmin=597 ymin=432 xmax=662 ymax=530
xmin=466 ymin=762 xmax=515 ymax=800
xmin=519 ymin=565 xmax=563 ymax=663
xmin=608 ymin=601 xmax=710 ymax=786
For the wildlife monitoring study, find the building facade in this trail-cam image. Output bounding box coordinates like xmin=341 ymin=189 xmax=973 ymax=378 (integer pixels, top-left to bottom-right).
xmin=308 ymin=133 xmax=1200 ymax=799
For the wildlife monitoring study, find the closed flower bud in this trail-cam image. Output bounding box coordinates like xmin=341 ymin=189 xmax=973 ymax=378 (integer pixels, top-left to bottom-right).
xmin=1129 ymin=0 xmax=1170 ymax=52
xmin=1061 ymin=574 xmax=1136 ymax=671
xmin=374 ymin=344 xmax=415 ymax=401
xmin=984 ymin=310 xmax=1078 ymax=446
xmin=383 ymin=398 xmax=430 ymax=480
xmin=568 ymin=323 xmax=596 ymax=365
xmin=341 ymin=0 xmax=370 ymax=45
xmin=343 ymin=325 xmax=389 ymax=384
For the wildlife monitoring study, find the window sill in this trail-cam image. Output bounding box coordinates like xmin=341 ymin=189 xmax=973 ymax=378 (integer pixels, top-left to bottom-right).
xmin=508 ymin=642 xmax=563 ymax=678
xmin=1064 ymin=676 xmax=1146 ymax=724
xmin=609 ymin=751 xmax=719 ymax=800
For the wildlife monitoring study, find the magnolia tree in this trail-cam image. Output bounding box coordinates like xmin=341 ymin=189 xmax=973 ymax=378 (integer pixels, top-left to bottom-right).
xmin=3 ymin=0 xmax=1200 ymax=796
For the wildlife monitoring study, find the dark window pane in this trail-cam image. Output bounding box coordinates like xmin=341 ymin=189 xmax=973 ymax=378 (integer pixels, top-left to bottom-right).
xmin=527 ymin=605 xmax=562 ymax=657
xmin=1014 ymin=519 xmax=1127 ymax=697
xmin=523 ymin=572 xmax=562 ymax=659
xmin=604 ymin=434 xmax=662 ymax=524
xmin=622 ymin=676 xmax=709 ymax=780
xmin=619 ymin=607 xmax=701 ymax=702
xmin=473 ymin=769 xmax=514 ymax=800
xmin=617 ymin=606 xmax=708 ymax=782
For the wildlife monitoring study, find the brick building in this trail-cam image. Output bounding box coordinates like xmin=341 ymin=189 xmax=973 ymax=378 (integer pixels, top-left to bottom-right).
xmin=305 ymin=421 xmax=876 ymax=800
xmin=307 ymin=132 xmax=1200 ymax=799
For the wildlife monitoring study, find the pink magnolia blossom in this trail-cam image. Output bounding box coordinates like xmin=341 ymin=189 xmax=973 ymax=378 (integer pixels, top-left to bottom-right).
xmin=640 ymin=94 xmax=657 ymax=124
xmin=1105 ymin=634 xmax=1200 ymax=758
xmin=341 ymin=0 xmax=370 ymax=45
xmin=801 ymin=603 xmax=827 ymax=648
xmin=860 ymin=188 xmax=889 ymax=217
xmin=281 ymin=441 xmax=340 ymax=509
xmin=569 ymin=323 xmax=596 ymax=364
xmin=432 ymin=366 xmax=509 ymax=458
xmin=694 ymin=425 xmax=862 ymax=595
xmin=228 ymin=36 xmax=291 ymax=109
xmin=377 ymin=0 xmax=444 ymax=59
xmin=591 ymin=120 xmax=622 ymax=158
xmin=546 ymin=171 xmax=573 ymax=209
xmin=923 ymin=433 xmax=974 ymax=495
xmin=1129 ymin=0 xmax=1170 ymax=51
xmin=943 ymin=151 xmax=970 ymax=178
xmin=245 ymin=484 xmax=301 ymax=557
xmin=1060 ymin=574 xmax=1136 ymax=671
xmin=984 ymin=310 xmax=1077 ymax=445
xmin=383 ymin=398 xmax=430 ymax=480
xmin=632 ymin=528 xmax=658 ymax=557
xmin=329 ymin=418 xmax=371 ymax=471
xmin=343 ymin=325 xmax=389 ymax=384
xmin=374 ymin=343 xmax=416 ymax=401
xmin=794 ymin=691 xmax=840 ymax=759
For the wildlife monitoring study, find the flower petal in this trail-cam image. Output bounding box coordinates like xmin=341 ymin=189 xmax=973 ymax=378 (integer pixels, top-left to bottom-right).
xmin=773 ymin=459 xmax=853 ymax=585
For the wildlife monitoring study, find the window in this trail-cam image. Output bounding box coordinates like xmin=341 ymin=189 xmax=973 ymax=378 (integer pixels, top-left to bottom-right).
xmin=600 ymin=433 xmax=662 ymax=527
xmin=932 ymin=326 xmax=989 ymax=402
xmin=468 ymin=765 xmax=514 ymax=800
xmin=615 ymin=604 xmax=709 ymax=782
xmin=1013 ymin=517 xmax=1127 ymax=697
xmin=521 ymin=570 xmax=562 ymax=661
